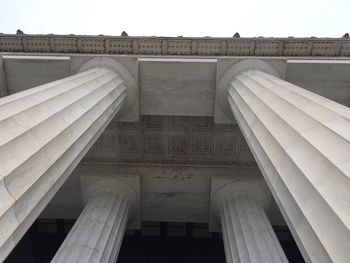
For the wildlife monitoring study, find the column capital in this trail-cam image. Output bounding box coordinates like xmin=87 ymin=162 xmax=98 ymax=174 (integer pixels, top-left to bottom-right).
xmin=79 ymin=57 xmax=138 ymax=121
xmin=215 ymin=59 xmax=283 ymax=124
xmin=209 ymin=177 xmax=271 ymax=232
xmin=80 ymin=175 xmax=141 ymax=229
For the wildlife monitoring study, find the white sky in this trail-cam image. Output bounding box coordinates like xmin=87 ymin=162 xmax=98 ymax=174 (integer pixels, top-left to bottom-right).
xmin=0 ymin=0 xmax=349 ymax=38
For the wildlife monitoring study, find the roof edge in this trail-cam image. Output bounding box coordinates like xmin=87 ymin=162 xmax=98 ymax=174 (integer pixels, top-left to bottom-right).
xmin=1 ymin=34 xmax=349 ymax=57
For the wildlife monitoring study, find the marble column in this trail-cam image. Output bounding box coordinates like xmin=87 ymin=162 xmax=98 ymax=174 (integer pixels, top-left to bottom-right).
xmin=52 ymin=176 xmax=139 ymax=263
xmin=219 ymin=59 xmax=350 ymax=262
xmin=51 ymin=192 xmax=129 ymax=263
xmin=220 ymin=196 xmax=288 ymax=263
xmin=211 ymin=180 xmax=287 ymax=263
xmin=0 ymin=61 xmax=135 ymax=261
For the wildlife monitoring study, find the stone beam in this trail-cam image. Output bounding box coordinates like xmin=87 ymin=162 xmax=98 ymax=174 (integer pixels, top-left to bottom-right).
xmin=0 ymin=59 xmax=136 ymax=261
xmin=218 ymin=59 xmax=350 ymax=262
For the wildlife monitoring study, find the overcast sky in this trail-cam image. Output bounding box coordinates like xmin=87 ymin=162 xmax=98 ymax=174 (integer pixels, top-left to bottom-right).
xmin=0 ymin=0 xmax=349 ymax=38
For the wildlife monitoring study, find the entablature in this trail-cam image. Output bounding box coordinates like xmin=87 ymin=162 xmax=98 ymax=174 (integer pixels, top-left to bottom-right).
xmin=1 ymin=34 xmax=350 ymax=57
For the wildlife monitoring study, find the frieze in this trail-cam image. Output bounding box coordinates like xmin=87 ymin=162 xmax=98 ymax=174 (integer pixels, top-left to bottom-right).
xmin=138 ymin=39 xmax=162 ymax=54
xmin=109 ymin=39 xmax=133 ymax=54
xmin=24 ymin=37 xmax=51 ymax=52
xmin=80 ymin=37 xmax=105 ymax=53
xmin=340 ymin=42 xmax=350 ymax=56
xmin=311 ymin=41 xmax=338 ymax=56
xmin=167 ymin=40 xmax=192 ymax=55
xmin=53 ymin=37 xmax=78 ymax=53
xmin=0 ymin=36 xmax=22 ymax=51
xmin=226 ymin=40 xmax=251 ymax=56
xmin=2 ymin=34 xmax=348 ymax=57
xmin=197 ymin=40 xmax=221 ymax=55
xmin=254 ymin=40 xmax=281 ymax=56
xmin=283 ymin=41 xmax=310 ymax=56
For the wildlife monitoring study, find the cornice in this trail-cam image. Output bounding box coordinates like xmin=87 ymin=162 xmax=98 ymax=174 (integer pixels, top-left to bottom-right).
xmin=0 ymin=34 xmax=349 ymax=56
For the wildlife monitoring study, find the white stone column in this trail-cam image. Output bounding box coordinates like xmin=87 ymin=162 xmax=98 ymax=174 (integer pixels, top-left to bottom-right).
xmin=0 ymin=59 xmax=136 ymax=261
xmin=218 ymin=59 xmax=350 ymax=262
xmin=51 ymin=176 xmax=140 ymax=263
xmin=51 ymin=192 xmax=129 ymax=263
xmin=220 ymin=196 xmax=288 ymax=263
xmin=211 ymin=180 xmax=287 ymax=263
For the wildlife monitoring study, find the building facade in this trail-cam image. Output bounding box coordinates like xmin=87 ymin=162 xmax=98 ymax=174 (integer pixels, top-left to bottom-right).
xmin=0 ymin=34 xmax=350 ymax=262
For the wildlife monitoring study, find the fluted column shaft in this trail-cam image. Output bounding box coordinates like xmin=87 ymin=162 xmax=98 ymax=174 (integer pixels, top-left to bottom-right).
xmin=227 ymin=69 xmax=350 ymax=262
xmin=0 ymin=67 xmax=127 ymax=261
xmin=220 ymin=196 xmax=288 ymax=263
xmin=51 ymin=192 xmax=129 ymax=263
